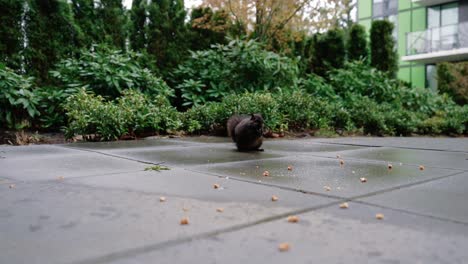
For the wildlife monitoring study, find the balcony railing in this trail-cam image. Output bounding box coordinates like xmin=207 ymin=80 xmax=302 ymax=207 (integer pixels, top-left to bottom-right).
xmin=406 ymin=21 xmax=468 ymax=56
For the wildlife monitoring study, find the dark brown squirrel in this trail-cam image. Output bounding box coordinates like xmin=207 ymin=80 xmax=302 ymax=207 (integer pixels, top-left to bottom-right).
xmin=227 ymin=114 xmax=264 ymax=151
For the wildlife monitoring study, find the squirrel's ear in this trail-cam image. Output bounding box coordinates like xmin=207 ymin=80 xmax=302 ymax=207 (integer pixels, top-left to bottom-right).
xmin=250 ymin=114 xmax=255 ymax=120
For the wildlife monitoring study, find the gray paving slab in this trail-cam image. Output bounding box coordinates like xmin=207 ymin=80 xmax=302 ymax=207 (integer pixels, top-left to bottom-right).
xmin=107 ymin=144 xmax=283 ymax=166
xmin=262 ymin=138 xmax=367 ymax=153
xmin=64 ymin=138 xmax=190 ymax=151
xmin=194 ymin=156 xmax=461 ymax=198
xmin=317 ymin=136 xmax=468 ymax=152
xmin=0 ymin=144 xmax=79 ymax=159
xmin=309 ymin=147 xmax=468 ymax=171
xmin=66 ymin=168 xmax=335 ymax=207
xmin=107 ymin=202 xmax=468 ymax=264
xmin=0 ymin=147 xmax=148 ymax=182
xmin=359 ymin=172 xmax=468 ymax=224
xmin=0 ymin=173 xmax=334 ymax=264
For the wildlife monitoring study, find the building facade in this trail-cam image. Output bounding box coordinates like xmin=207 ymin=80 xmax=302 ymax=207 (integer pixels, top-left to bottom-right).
xmin=357 ymin=0 xmax=468 ymax=91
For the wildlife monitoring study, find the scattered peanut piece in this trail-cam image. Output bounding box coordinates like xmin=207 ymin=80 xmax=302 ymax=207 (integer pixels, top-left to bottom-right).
xmin=58 ymin=176 xmax=65 ymax=180
xmin=271 ymin=195 xmax=279 ymax=202
xmin=278 ymin=243 xmax=290 ymax=252
xmin=324 ymin=186 xmax=331 ymax=191
xmin=339 ymin=159 xmax=345 ymax=166
xmin=263 ymin=171 xmax=270 ymax=177
xmin=180 ymin=217 xmax=189 ymax=225
xmin=182 ymin=207 xmax=189 ymax=212
xmin=159 ymin=196 xmax=166 ymax=202
xmin=336 ymin=154 xmax=342 ymax=159
xmin=287 ymin=215 xmax=299 ymax=223
xmin=419 ymin=165 xmax=425 ymax=171
xmin=216 ymin=208 xmax=224 ymax=213
xmin=387 ymin=164 xmax=393 ymax=170
xmin=287 ymin=165 xmax=293 ymax=171
xmin=9 ymin=184 xmax=15 ymax=189
xmin=213 ymin=183 xmax=220 ymax=189
xmin=339 ymin=202 xmax=349 ymax=209
xmin=360 ymin=177 xmax=367 ymax=183
xmin=376 ymin=213 xmax=384 ymax=220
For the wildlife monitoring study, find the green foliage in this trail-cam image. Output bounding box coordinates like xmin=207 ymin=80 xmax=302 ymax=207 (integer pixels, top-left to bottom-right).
xmin=370 ymin=20 xmax=398 ymax=78
xmin=0 ymin=0 xmax=24 ymax=70
xmin=71 ymin=0 xmax=99 ymax=48
xmin=145 ymin=165 xmax=170 ymax=171
xmin=129 ymin=0 xmax=147 ymax=51
xmin=347 ymin=24 xmax=368 ymax=62
xmin=311 ymin=29 xmax=346 ymax=77
xmin=328 ymin=61 xmax=400 ymax=102
xmin=298 ymin=74 xmax=337 ymax=99
xmin=33 ymin=86 xmax=78 ymax=129
xmin=189 ymin=7 xmax=231 ymax=51
xmin=24 ymin=0 xmax=83 ymax=82
xmin=64 ymin=89 xmax=182 ymax=140
xmin=173 ymin=39 xmax=299 ymax=107
xmin=146 ymin=0 xmax=188 ymax=74
xmin=96 ymin=0 xmax=127 ymax=49
xmin=0 ymin=67 xmax=39 ymax=129
xmin=50 ymin=47 xmax=173 ymax=98
xmin=437 ymin=62 xmax=468 ymax=105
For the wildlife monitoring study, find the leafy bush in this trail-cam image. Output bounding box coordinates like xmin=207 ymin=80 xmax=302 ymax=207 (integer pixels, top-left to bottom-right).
xmin=328 ymin=61 xmax=400 ymax=102
xmin=298 ymin=74 xmax=337 ymax=99
xmin=173 ymin=39 xmax=299 ymax=106
xmin=64 ymin=89 xmax=181 ymax=140
xmin=183 ymin=92 xmax=287 ymax=133
xmin=311 ymin=29 xmax=346 ymax=77
xmin=437 ymin=62 xmax=468 ymax=105
xmin=33 ymin=86 xmax=79 ymax=129
xmin=370 ymin=20 xmax=398 ymax=78
xmin=50 ymin=46 xmax=173 ymax=99
xmin=347 ymin=24 xmax=369 ymax=62
xmin=0 ymin=66 xmax=39 ymax=129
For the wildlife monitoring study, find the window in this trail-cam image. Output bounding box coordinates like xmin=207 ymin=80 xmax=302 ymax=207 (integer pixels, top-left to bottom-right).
xmin=425 ymin=64 xmax=437 ymax=92
xmin=373 ymin=0 xmax=398 ymax=17
xmin=427 ymin=2 xmax=459 ymax=51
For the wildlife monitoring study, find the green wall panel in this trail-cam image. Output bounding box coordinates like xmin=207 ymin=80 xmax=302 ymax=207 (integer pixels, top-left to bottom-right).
xmin=397 ymin=67 xmax=411 ymax=83
xmin=398 ymin=11 xmax=411 ymax=59
xmin=399 ymin=0 xmax=411 ymax=10
xmin=358 ymin=19 xmax=372 ymax=32
xmin=358 ymin=0 xmax=372 ymax=19
xmin=411 ymin=8 xmax=426 ymax=32
xmin=411 ymin=65 xmax=425 ymax=88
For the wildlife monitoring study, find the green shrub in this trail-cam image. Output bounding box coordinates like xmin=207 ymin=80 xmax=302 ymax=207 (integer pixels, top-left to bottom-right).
xmin=437 ymin=62 xmax=468 ymax=105
xmin=50 ymin=46 xmax=173 ymax=99
xmin=370 ymin=20 xmax=398 ymax=78
xmin=298 ymin=74 xmax=337 ymax=99
xmin=64 ymin=89 xmax=181 ymax=140
xmin=329 ymin=61 xmax=400 ymax=102
xmin=347 ymin=24 xmax=369 ymax=63
xmin=33 ymin=86 xmax=79 ymax=129
xmin=311 ymin=29 xmax=346 ymax=77
xmin=173 ymin=39 xmax=299 ymax=106
xmin=276 ymin=91 xmax=332 ymax=130
xmin=0 ymin=67 xmax=39 ymax=129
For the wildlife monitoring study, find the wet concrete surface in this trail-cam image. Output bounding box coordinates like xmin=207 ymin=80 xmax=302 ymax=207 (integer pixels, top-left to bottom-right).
xmin=0 ymin=136 xmax=467 ymax=264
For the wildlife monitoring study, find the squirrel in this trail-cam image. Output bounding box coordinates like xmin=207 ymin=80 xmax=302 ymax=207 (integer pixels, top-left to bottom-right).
xmin=227 ymin=114 xmax=264 ymax=151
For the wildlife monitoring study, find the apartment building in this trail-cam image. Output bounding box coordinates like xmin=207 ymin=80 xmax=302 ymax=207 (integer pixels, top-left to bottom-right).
xmin=357 ymin=0 xmax=468 ymax=91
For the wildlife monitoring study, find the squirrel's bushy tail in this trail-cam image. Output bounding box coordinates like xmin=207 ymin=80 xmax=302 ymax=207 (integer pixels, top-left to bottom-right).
xmin=227 ymin=115 xmax=242 ymax=142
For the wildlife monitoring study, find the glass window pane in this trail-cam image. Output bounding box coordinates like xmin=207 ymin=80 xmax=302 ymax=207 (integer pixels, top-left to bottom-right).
xmin=441 ymin=3 xmax=458 ymax=26
xmin=426 ymin=65 xmax=437 ymax=92
xmin=428 ymin=6 xmax=440 ymax=28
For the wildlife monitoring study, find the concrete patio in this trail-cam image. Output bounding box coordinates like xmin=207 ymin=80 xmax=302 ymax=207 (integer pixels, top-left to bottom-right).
xmin=1 ymin=136 xmax=467 ymax=264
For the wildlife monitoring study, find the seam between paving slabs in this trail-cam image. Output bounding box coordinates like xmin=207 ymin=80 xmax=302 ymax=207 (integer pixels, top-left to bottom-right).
xmin=293 ymin=152 xmax=468 ymax=172
xmin=354 ymin=200 xmax=468 ymax=226
xmin=316 ymin=141 xmax=468 ymax=154
xmin=68 ymin=200 xmax=342 ymax=264
xmin=68 ymin=170 xmax=468 ymax=264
